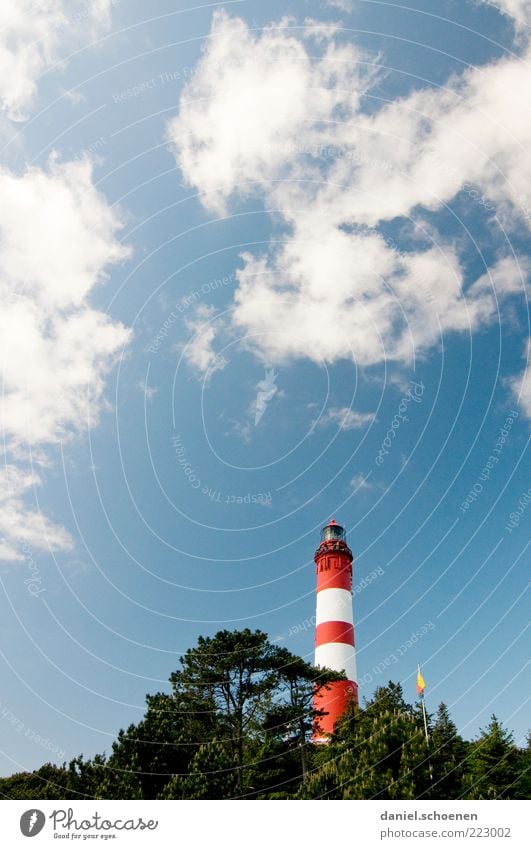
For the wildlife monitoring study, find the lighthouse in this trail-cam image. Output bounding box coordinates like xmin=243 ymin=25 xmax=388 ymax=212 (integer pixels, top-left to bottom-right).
xmin=313 ymin=519 xmax=358 ymax=740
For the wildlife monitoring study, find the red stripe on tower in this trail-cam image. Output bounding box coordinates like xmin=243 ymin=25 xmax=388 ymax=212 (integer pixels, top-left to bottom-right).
xmin=315 ymin=621 xmax=354 ymax=645
xmin=313 ymin=519 xmax=358 ymax=741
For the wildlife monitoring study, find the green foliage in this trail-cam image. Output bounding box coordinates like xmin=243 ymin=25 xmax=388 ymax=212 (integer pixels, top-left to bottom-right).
xmin=65 ymin=754 xmax=108 ymax=798
xmin=0 ymin=763 xmax=71 ymax=800
xmin=365 ymin=681 xmax=411 ymax=716
xmin=170 ymin=628 xmax=281 ymax=794
xmin=0 ymin=756 xmax=107 ymax=800
xmin=0 ymin=636 xmax=526 ymax=801
xmin=428 ymin=703 xmax=469 ymax=799
xmin=97 ymin=688 xmax=217 ymax=799
xmin=161 ymin=739 xmax=237 ymax=800
xmin=301 ymin=687 xmax=431 ymax=800
xmin=263 ymin=647 xmax=343 ymax=784
xmin=463 ymin=716 xmax=523 ymax=799
xmin=299 ymin=759 xmax=344 ymax=799
xmin=513 ymin=732 xmax=531 ymax=800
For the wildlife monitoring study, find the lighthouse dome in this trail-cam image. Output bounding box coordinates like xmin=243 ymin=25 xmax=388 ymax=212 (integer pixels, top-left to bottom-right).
xmin=321 ymin=519 xmax=346 ymax=542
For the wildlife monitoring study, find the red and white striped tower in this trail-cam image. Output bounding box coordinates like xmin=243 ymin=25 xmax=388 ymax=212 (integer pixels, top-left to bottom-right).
xmin=313 ymin=519 xmax=358 ymax=740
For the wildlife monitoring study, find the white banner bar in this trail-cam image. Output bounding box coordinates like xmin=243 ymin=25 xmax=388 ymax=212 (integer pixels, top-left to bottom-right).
xmin=1 ymin=799 xmax=528 ymax=848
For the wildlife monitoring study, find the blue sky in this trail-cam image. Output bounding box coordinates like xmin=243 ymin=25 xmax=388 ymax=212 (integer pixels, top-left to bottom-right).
xmin=0 ymin=0 xmax=529 ymax=776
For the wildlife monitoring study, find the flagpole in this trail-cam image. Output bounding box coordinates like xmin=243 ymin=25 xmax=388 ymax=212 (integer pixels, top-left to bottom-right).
xmin=417 ymin=662 xmax=433 ymax=784
xmin=418 ymin=664 xmax=429 ymax=745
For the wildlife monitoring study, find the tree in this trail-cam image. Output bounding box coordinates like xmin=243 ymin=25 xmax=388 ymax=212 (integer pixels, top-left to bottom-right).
xmin=0 ymin=763 xmax=73 ymax=800
xmin=169 ymin=629 xmax=281 ymax=794
xmin=513 ymin=732 xmax=531 ymax=800
xmin=301 ymin=684 xmax=432 ymax=800
xmin=90 ymin=630 xmax=344 ymax=800
xmin=66 ymin=754 xmax=107 ymax=798
xmin=365 ymin=681 xmax=411 ymax=716
xmin=427 ymin=703 xmax=469 ymax=799
xmin=98 ymin=689 xmax=217 ymax=799
xmin=357 ymin=683 xmax=429 ymax=798
xmin=1 ymin=636 xmax=526 ymax=802
xmin=161 ymin=739 xmax=237 ymax=799
xmin=464 ymin=716 xmax=521 ymax=799
xmin=340 ymin=711 xmax=430 ymax=799
xmin=298 ymin=759 xmax=344 ymax=799
xmin=264 ymin=647 xmax=345 ymax=781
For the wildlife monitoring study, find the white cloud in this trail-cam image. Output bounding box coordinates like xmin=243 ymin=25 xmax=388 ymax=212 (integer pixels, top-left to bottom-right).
xmin=230 ymin=237 xmax=500 ymax=368
xmin=0 ymin=157 xmax=127 ymax=311
xmin=482 ymin=1 xmax=531 ymax=30
xmin=254 ymin=368 xmax=279 ymax=425
xmin=468 ymin=256 xmax=530 ymax=300
xmin=349 ymin=472 xmax=372 ymax=490
xmin=509 ymin=341 xmax=531 ymax=418
xmin=139 ymin=380 xmax=158 ymax=401
xmin=0 ymin=157 xmax=131 ymax=447
xmin=0 ymin=157 xmax=131 ymax=560
xmin=325 ymin=0 xmax=356 ymax=11
xmin=319 ymin=407 xmax=374 ymax=430
xmin=167 ymin=10 xmax=376 ymax=215
xmin=0 ymin=466 xmax=72 ymax=561
xmin=334 ymin=47 xmax=531 ymax=228
xmin=1 ymin=304 xmax=130 ymax=446
xmin=171 ymin=10 xmax=531 ymax=226
xmin=183 ymin=304 xmax=227 ymax=377
xmin=0 ymin=1 xmax=113 ymax=120
xmin=168 ymin=11 xmax=531 ymax=375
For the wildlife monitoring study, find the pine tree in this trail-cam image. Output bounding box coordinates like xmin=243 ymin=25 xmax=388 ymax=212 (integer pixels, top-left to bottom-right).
xmin=341 ymin=714 xmax=394 ymax=799
xmin=94 ymin=754 xmax=143 ymax=800
xmin=428 ymin=703 xmax=469 ymax=799
xmin=67 ymin=754 xmax=108 ymax=798
xmin=298 ymin=759 xmax=343 ymax=799
xmin=365 ymin=681 xmax=411 ymax=716
xmin=308 ymin=693 xmax=431 ymax=800
xmin=0 ymin=763 xmax=72 ymax=800
xmin=396 ymin=718 xmax=431 ymax=799
xmin=463 ymin=715 xmax=521 ymax=799
xmin=263 ymin=647 xmax=344 ymax=783
xmin=513 ymin=732 xmax=531 ymax=799
xmin=170 ymin=629 xmax=279 ymax=794
xmin=161 ymin=739 xmax=237 ymax=800
xmin=98 ymin=689 xmax=217 ymax=799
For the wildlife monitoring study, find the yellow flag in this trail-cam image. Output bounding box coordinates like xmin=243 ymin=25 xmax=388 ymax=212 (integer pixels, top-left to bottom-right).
xmin=416 ymin=668 xmax=426 ymax=694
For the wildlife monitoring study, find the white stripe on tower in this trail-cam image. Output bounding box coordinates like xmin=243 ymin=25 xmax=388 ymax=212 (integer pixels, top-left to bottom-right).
xmin=316 ymin=587 xmax=353 ymax=625
xmin=315 ymin=642 xmax=357 ymax=684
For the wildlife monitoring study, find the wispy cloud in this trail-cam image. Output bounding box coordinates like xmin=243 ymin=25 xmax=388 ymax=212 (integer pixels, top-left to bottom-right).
xmin=138 ymin=380 xmax=158 ymax=401
xmin=226 ymin=369 xmax=282 ymax=443
xmin=0 ymin=0 xmax=113 ymax=121
xmin=508 ymin=341 xmax=531 ymax=419
xmin=254 ymin=369 xmax=278 ymax=425
xmin=318 ymin=407 xmax=375 ymax=431
xmin=182 ymin=304 xmax=227 ymax=379
xmin=325 ymin=0 xmax=356 ymax=11
xmin=350 ymin=472 xmax=372 ymax=491
xmin=0 ymin=466 xmax=72 ymax=561
xmin=481 ymin=0 xmax=531 ymax=31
